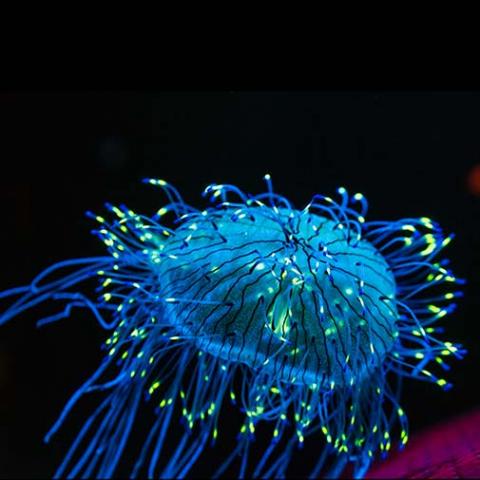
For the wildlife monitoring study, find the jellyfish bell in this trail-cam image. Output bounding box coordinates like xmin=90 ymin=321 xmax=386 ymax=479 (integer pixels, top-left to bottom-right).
xmin=0 ymin=176 xmax=465 ymax=479
xmin=163 ymin=207 xmax=399 ymax=389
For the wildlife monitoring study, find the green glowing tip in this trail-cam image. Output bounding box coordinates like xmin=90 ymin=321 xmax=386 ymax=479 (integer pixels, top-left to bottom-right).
xmin=442 ymin=236 xmax=452 ymax=247
xmin=149 ymin=381 xmax=161 ymax=394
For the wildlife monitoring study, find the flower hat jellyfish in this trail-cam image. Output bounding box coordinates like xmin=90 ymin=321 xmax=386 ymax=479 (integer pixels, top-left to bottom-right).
xmin=0 ymin=175 xmax=466 ymax=478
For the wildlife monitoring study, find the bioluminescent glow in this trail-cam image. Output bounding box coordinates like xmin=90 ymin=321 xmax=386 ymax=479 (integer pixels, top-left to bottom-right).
xmin=0 ymin=176 xmax=466 ymax=478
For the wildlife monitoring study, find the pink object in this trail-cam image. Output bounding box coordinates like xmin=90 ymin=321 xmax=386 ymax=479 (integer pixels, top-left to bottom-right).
xmin=367 ymin=408 xmax=480 ymax=478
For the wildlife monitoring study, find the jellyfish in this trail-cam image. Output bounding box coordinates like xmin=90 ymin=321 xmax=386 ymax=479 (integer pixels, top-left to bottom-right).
xmin=0 ymin=176 xmax=466 ymax=478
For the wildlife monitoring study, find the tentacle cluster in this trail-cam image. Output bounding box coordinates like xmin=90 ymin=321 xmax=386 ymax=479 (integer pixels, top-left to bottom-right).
xmin=0 ymin=175 xmax=465 ymax=479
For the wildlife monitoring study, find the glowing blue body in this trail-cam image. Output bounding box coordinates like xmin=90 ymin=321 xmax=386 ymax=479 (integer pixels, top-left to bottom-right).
xmin=0 ymin=177 xmax=466 ymax=479
xmin=164 ymin=209 xmax=398 ymax=387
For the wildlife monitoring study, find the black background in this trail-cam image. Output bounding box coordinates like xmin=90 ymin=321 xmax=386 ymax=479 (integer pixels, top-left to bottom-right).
xmin=0 ymin=92 xmax=479 ymax=478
